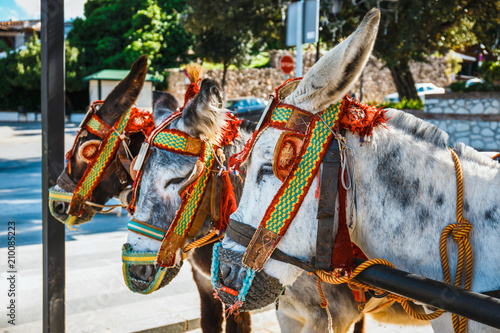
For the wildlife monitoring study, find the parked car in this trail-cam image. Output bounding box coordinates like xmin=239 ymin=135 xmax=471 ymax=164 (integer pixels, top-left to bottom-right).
xmin=226 ymin=97 xmax=267 ymax=122
xmin=465 ymin=78 xmax=484 ymax=88
xmin=384 ymin=83 xmax=445 ymax=103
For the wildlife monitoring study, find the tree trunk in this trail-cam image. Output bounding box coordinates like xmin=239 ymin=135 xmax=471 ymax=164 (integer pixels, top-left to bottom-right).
xmin=388 ymin=62 xmax=419 ymax=101
xmin=221 ymin=61 xmax=229 ymax=89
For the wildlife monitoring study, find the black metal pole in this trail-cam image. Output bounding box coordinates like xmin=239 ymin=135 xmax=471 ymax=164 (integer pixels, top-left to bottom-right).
xmin=41 ymin=0 xmax=65 ymax=332
xmin=353 ymin=258 xmax=500 ymax=329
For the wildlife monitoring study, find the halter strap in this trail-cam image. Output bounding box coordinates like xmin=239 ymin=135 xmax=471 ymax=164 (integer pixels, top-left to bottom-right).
xmin=50 ymin=100 xmax=155 ymax=225
xmin=127 ymin=111 xmax=225 ymax=268
xmin=242 ymin=100 xmax=345 ymax=272
xmin=68 ymin=107 xmax=133 ymax=216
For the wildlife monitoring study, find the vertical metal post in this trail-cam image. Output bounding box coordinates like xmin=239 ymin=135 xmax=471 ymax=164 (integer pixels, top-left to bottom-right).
xmin=295 ymin=0 xmax=304 ymax=77
xmin=41 ymin=0 xmax=65 ymax=332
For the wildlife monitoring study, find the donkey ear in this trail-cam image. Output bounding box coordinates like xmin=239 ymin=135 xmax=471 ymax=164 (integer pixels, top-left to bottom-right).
xmin=153 ymin=91 xmax=180 ymax=125
xmin=285 ymin=8 xmax=380 ymax=113
xmin=98 ymin=55 xmax=149 ymax=125
xmin=180 ymin=78 xmax=227 ymax=143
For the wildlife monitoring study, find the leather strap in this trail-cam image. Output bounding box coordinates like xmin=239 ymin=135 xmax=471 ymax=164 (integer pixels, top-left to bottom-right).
xmin=315 ymin=136 xmax=342 ymax=270
xmin=226 ymin=219 xmax=316 ymax=272
xmin=210 ymin=171 xmax=222 ymax=222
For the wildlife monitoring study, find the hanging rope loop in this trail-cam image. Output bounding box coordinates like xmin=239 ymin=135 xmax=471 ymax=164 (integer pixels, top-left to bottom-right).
xmin=315 ymin=148 xmax=473 ymax=332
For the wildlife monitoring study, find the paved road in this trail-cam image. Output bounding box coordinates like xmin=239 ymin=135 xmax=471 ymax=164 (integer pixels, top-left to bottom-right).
xmin=0 ymin=116 xmax=130 ymax=248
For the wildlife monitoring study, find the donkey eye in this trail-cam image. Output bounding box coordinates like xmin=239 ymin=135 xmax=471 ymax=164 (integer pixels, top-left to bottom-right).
xmin=257 ymin=164 xmax=273 ymax=184
xmin=165 ymin=177 xmax=185 ymax=189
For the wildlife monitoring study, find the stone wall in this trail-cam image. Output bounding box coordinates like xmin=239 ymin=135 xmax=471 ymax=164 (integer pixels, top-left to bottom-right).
xmin=165 ymin=51 xmax=452 ymax=104
xmin=417 ymin=93 xmax=500 ymax=150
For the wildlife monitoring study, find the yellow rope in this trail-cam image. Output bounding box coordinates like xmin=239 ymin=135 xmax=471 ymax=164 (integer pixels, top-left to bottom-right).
xmin=441 ymin=148 xmax=473 ymax=332
xmin=182 ymin=230 xmax=223 ymax=253
xmin=316 ymin=148 xmax=473 ymax=331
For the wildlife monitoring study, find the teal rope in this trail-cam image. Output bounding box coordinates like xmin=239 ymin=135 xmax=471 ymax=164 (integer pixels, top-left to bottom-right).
xmin=237 ymin=268 xmax=256 ymax=302
xmin=210 ymin=242 xmax=256 ymax=303
xmin=211 ymin=242 xmax=222 ymax=289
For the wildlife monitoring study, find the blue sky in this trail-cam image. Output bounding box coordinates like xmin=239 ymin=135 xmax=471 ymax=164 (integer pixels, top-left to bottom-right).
xmin=0 ymin=0 xmax=86 ymax=22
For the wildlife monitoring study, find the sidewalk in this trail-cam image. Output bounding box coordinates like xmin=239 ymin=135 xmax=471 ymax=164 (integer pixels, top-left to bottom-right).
xmin=0 ymin=230 xmax=281 ymax=333
xmin=0 ymin=229 xmax=433 ymax=333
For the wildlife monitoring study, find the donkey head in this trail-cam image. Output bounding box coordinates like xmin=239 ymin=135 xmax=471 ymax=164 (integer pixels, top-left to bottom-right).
xmin=123 ymin=78 xmax=235 ymax=293
xmin=50 ymin=55 xmax=155 ymax=226
xmin=215 ymin=9 xmax=380 ymax=311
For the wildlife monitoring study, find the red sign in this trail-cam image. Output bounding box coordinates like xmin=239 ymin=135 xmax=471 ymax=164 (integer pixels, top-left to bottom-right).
xmin=280 ymin=55 xmax=295 ymax=74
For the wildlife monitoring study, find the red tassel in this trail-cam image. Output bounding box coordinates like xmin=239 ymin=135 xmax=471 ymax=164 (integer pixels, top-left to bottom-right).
xmin=183 ymin=82 xmax=200 ymax=108
xmin=179 ymin=64 xmax=203 ymax=112
xmin=218 ymin=113 xmax=242 ymax=147
xmin=218 ymin=171 xmax=237 ymax=232
xmin=126 ymin=107 xmax=155 ymax=136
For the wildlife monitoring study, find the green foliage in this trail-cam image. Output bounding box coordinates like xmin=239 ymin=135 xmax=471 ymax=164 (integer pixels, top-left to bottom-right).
xmin=0 ymin=37 xmax=84 ymax=111
xmin=184 ymin=0 xmax=282 ymax=75
xmin=248 ymin=52 xmax=270 ymax=68
xmin=480 ymin=61 xmax=500 ymax=84
xmin=331 ymin=1 xmax=498 ymax=100
xmin=6 ymin=36 xmax=41 ymax=90
xmin=68 ymin=0 xmax=194 ymax=89
xmin=449 ymin=80 xmax=500 ymax=93
xmin=445 ymin=51 xmax=464 ymax=76
xmin=465 ymin=82 xmax=500 ymax=92
xmin=467 ymin=1 xmax=500 ymax=54
xmin=378 ymin=98 xmax=424 ymax=110
xmin=449 ymin=81 xmax=467 ymax=92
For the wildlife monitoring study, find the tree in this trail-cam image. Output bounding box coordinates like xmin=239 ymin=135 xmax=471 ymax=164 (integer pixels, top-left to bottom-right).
xmin=319 ymin=0 xmax=495 ymax=100
xmin=68 ymin=0 xmax=194 ymax=88
xmin=468 ymin=1 xmax=500 ymax=54
xmin=0 ymin=36 xmax=84 ymax=111
xmin=184 ymin=0 xmax=283 ymax=87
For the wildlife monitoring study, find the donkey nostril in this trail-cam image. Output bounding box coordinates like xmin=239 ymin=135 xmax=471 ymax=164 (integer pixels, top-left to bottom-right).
xmin=53 ymin=201 xmax=68 ymax=215
xmin=221 ymin=266 xmax=231 ymax=280
xmin=144 ymin=265 xmax=153 ymax=278
xmin=130 ymin=264 xmax=155 ymax=282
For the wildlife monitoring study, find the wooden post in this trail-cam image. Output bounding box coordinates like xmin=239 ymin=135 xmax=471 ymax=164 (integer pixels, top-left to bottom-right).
xmin=41 ymin=0 xmax=65 ymax=332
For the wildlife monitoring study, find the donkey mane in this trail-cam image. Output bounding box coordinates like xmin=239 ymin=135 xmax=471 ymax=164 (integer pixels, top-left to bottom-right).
xmin=182 ymin=79 xmax=227 ymax=144
xmin=385 ymin=108 xmax=448 ymax=149
xmin=452 ymin=143 xmax=500 ymax=168
xmin=385 ymin=108 xmax=498 ymax=168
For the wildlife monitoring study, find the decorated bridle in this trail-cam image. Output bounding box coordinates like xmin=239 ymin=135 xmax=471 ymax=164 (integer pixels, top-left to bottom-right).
xmin=122 ymin=75 xmax=241 ymax=294
xmin=49 ymin=100 xmax=155 ymax=226
xmin=212 ymin=78 xmax=388 ymax=309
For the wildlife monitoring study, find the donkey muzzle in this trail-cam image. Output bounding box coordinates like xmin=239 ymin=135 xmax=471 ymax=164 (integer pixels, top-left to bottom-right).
xmin=213 ymin=246 xmax=284 ymax=312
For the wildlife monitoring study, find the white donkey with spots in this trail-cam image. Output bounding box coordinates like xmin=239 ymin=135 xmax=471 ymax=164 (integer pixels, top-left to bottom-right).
xmin=216 ymin=8 xmax=500 ymax=333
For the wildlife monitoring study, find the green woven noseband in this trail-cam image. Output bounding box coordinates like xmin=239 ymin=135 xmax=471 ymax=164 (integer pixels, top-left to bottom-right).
xmin=122 ymin=243 xmax=182 ymax=294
